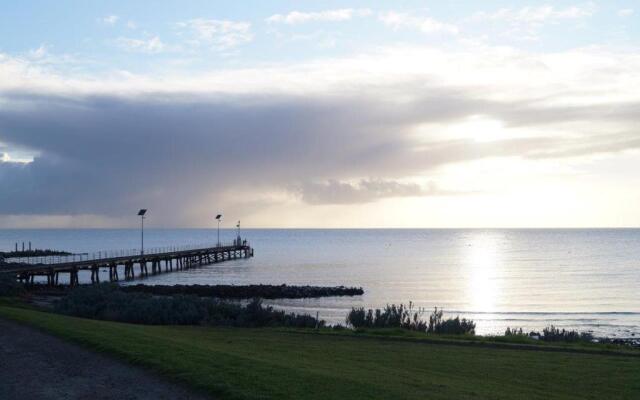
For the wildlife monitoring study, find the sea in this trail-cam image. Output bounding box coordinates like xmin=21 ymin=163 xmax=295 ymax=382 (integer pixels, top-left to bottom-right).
xmin=1 ymin=228 xmax=638 ymax=338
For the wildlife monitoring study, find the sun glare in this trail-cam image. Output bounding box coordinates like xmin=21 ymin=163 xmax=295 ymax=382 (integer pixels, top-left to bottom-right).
xmin=466 ymin=233 xmax=502 ymax=312
xmin=456 ymin=117 xmax=507 ymax=142
xmin=414 ymin=116 xmax=511 ymax=144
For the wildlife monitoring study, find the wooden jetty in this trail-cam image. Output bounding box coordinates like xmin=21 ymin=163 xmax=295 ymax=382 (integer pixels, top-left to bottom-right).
xmin=0 ymin=243 xmax=254 ymax=286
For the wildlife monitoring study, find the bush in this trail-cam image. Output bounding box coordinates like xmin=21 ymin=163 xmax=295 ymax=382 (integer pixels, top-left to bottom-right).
xmin=54 ymin=284 xmax=325 ymax=328
xmin=345 ymin=304 xmax=475 ymax=335
xmin=346 ymin=303 xmax=427 ymax=331
xmin=540 ymin=325 xmax=594 ymax=342
xmin=332 ymin=324 xmax=347 ymax=331
xmin=0 ymin=274 xmax=24 ymax=297
xmin=505 ymin=325 xmax=594 ymax=343
xmin=504 ymin=327 xmax=526 ymax=336
xmin=427 ymin=308 xmax=475 ymax=335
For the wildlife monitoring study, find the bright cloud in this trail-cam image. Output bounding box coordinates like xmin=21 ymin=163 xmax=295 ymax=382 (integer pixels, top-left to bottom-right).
xmin=378 ymin=12 xmax=459 ymax=35
xmin=468 ymin=3 xmax=596 ymax=42
xmin=28 ymin=44 xmax=49 ymax=59
xmin=175 ymin=19 xmax=252 ymax=50
xmin=618 ymin=8 xmax=634 ymax=17
xmin=266 ymin=8 xmax=372 ymax=24
xmin=115 ymin=36 xmax=165 ymax=53
xmin=296 ymin=179 xmax=464 ymax=205
xmin=473 ymin=3 xmax=596 ymax=25
xmin=101 ymin=15 xmax=119 ymax=25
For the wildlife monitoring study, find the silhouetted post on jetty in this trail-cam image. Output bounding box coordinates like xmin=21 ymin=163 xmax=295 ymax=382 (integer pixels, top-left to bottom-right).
xmin=215 ymin=214 xmax=222 ymax=247
xmin=138 ymin=209 xmax=147 ymax=255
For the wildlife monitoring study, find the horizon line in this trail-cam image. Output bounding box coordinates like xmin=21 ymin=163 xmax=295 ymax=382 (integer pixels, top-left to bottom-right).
xmin=1 ymin=227 xmax=639 ymax=230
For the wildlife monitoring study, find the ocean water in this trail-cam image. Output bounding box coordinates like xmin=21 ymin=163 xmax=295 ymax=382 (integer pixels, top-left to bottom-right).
xmin=1 ymin=228 xmax=639 ymax=338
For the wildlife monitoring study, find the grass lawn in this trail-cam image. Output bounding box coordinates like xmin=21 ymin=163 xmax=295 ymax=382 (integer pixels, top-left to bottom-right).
xmin=0 ymin=305 xmax=638 ymax=400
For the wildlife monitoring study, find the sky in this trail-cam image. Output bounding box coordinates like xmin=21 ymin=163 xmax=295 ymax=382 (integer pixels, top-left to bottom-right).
xmin=0 ymin=0 xmax=639 ymax=228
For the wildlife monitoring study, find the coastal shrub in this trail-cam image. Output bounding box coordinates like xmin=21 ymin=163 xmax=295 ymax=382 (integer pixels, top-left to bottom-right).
xmin=0 ymin=274 xmax=24 ymax=297
xmin=54 ymin=284 xmax=325 ymax=328
xmin=505 ymin=326 xmax=594 ymax=343
xmin=346 ymin=303 xmax=475 ymax=334
xmin=504 ymin=327 xmax=526 ymax=336
xmin=346 ymin=303 xmax=427 ymax=330
xmin=427 ymin=308 xmax=476 ymax=335
xmin=346 ymin=308 xmax=367 ymax=328
xmin=541 ymin=325 xmax=594 ymax=342
xmin=332 ymin=324 xmax=347 ymax=331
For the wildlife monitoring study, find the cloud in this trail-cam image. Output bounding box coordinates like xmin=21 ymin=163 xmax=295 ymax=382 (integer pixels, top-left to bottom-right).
xmin=101 ymin=15 xmax=119 ymax=25
xmin=115 ymin=36 xmax=165 ymax=53
xmin=618 ymin=8 xmax=634 ymax=17
xmin=472 ymin=3 xmax=595 ymax=25
xmin=296 ymin=179 xmax=463 ymax=205
xmin=525 ymin=131 xmax=640 ymax=159
xmin=266 ymin=9 xmax=372 ymax=24
xmin=0 ymin=89 xmax=635 ymax=225
xmin=175 ymin=19 xmax=252 ymax=50
xmin=0 ymin=44 xmax=639 ymax=226
xmin=378 ymin=12 xmax=458 ymax=34
xmin=281 ymin=31 xmax=341 ymax=48
xmin=0 ymin=214 xmax=129 ymax=229
xmin=28 ymin=44 xmax=49 ymax=59
xmin=467 ymin=3 xmax=596 ymax=41
xmin=0 ymin=151 xmax=32 ymax=163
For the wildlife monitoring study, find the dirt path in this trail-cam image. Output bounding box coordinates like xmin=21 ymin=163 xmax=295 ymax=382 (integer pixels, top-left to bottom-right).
xmin=0 ymin=318 xmax=211 ymax=400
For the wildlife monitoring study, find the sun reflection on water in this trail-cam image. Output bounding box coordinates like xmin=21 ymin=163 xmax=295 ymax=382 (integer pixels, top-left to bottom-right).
xmin=466 ymin=233 xmax=503 ymax=312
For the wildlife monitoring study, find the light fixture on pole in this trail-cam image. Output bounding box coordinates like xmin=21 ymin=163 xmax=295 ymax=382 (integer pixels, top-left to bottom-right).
xmin=138 ymin=209 xmax=147 ymax=255
xmin=236 ymin=220 xmax=241 ymax=245
xmin=215 ymin=214 xmax=222 ymax=247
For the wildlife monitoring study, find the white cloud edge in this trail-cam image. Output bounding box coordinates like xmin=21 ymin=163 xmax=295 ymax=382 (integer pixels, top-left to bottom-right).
xmin=2 ymin=42 xmax=638 ymax=105
xmin=618 ymin=8 xmax=634 ymax=17
xmin=174 ymin=18 xmax=253 ymax=50
xmin=266 ymin=8 xmax=372 ymax=24
xmin=378 ymin=11 xmax=459 ymax=35
xmin=470 ymin=3 xmax=596 ymax=24
xmin=101 ymin=15 xmax=119 ymax=25
xmin=115 ymin=36 xmax=165 ymax=54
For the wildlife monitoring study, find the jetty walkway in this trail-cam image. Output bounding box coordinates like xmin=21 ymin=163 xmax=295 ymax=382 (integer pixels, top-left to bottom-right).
xmin=0 ymin=242 xmax=253 ymax=286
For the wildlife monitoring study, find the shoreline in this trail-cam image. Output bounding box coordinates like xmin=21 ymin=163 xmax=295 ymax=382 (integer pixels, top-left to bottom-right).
xmin=15 ymin=286 xmax=640 ymax=348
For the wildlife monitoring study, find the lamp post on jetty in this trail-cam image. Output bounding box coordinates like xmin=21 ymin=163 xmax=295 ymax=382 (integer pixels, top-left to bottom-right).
xmin=138 ymin=209 xmax=147 ymax=255
xmin=215 ymin=214 xmax=222 ymax=247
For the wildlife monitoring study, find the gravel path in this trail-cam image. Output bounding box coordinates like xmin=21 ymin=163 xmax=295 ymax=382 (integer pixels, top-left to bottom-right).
xmin=0 ymin=318 xmax=211 ymax=400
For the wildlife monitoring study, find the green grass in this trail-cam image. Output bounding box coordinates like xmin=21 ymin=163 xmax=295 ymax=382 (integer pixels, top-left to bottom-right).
xmin=322 ymin=327 xmax=640 ymax=354
xmin=1 ymin=305 xmax=639 ymax=400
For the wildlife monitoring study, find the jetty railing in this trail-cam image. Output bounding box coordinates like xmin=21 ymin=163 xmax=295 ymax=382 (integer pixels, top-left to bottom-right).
xmin=2 ymin=241 xmax=254 ymax=286
xmin=3 ymin=242 xmax=239 ymax=266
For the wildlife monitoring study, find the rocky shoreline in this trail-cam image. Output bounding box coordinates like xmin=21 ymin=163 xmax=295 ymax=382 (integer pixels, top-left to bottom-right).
xmin=120 ymin=283 xmax=365 ymax=299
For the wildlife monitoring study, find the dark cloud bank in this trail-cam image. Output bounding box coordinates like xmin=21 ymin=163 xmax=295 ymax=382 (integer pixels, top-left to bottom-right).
xmin=0 ymin=88 xmax=638 ymax=225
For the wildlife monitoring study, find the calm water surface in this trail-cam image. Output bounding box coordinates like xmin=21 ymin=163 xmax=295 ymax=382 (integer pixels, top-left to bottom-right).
xmin=1 ymin=229 xmax=639 ymax=337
